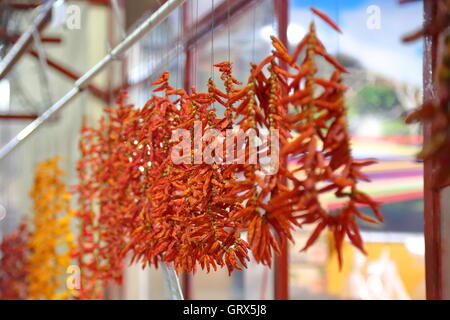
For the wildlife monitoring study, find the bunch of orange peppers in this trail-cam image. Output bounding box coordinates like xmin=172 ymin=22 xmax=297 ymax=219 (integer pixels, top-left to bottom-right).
xmin=27 ymin=156 xmax=75 ymax=300
xmin=75 ymin=7 xmax=382 ymax=297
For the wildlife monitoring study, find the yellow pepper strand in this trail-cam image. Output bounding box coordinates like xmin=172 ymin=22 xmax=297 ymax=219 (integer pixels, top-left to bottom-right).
xmin=27 ymin=156 xmax=75 ymax=300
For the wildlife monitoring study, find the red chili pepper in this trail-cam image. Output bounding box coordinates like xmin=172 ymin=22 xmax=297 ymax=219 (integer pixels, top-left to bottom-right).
xmin=310 ymin=7 xmax=342 ymax=33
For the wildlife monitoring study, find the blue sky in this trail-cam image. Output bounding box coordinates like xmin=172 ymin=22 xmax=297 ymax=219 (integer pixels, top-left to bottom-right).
xmin=289 ymin=0 xmax=424 ymax=86
xmin=291 ymin=0 xmax=366 ymax=10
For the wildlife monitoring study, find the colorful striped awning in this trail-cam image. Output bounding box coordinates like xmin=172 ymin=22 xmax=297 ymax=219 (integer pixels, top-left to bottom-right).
xmin=288 ymin=135 xmax=424 ymax=208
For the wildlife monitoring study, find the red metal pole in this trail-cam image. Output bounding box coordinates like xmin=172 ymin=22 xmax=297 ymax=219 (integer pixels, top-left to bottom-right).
xmin=9 ymin=4 xmax=41 ymax=10
xmin=12 ymin=36 xmax=61 ymax=44
xmin=273 ymin=0 xmax=289 ymax=301
xmin=182 ymin=1 xmax=193 ymax=300
xmin=86 ymin=0 xmax=110 ymax=6
xmin=0 ymin=114 xmax=38 ymax=120
xmin=423 ymin=0 xmax=441 ymax=300
xmin=0 ymin=28 xmax=62 ymax=43
xmin=27 ymin=50 xmax=110 ymax=103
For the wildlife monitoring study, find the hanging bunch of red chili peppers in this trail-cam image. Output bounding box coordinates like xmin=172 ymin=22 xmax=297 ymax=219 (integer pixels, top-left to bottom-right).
xmin=221 ymin=7 xmax=382 ymax=267
xmin=74 ymin=7 xmax=381 ymax=294
xmin=73 ymin=92 xmax=147 ymax=298
xmin=0 ymin=223 xmax=30 ymax=300
xmin=403 ymin=0 xmax=450 ymax=187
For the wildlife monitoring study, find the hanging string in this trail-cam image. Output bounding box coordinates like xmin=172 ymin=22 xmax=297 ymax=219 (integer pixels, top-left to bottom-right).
xmin=53 ymin=115 xmax=57 ymax=159
xmin=137 ymin=28 xmax=142 ymax=103
xmin=336 ymin=0 xmax=340 ymax=56
xmin=211 ymin=0 xmax=215 ymax=81
xmin=272 ymin=0 xmax=276 ymax=38
xmin=166 ymin=17 xmax=170 ymax=77
xmin=227 ymin=0 xmax=231 ymax=62
xmin=252 ymin=2 xmax=256 ymax=62
xmin=151 ymin=23 xmax=155 ymax=94
xmin=175 ymin=8 xmax=180 ymax=90
xmin=179 ymin=7 xmax=183 ymax=91
xmin=190 ymin=0 xmax=194 ymax=90
xmin=195 ymin=0 xmax=199 ymax=89
xmin=167 ymin=24 xmax=169 ymax=73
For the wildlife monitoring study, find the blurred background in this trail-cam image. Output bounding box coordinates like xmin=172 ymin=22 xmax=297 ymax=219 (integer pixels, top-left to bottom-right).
xmin=0 ymin=0 xmax=424 ymax=299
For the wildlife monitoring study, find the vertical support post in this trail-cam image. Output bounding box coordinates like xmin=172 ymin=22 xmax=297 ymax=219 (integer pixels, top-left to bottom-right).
xmin=273 ymin=0 xmax=289 ymax=301
xmin=423 ymin=0 xmax=441 ymax=300
xmin=422 ymin=0 xmax=450 ymax=300
xmin=182 ymin=1 xmax=193 ymax=300
xmin=162 ymin=264 xmax=184 ymax=300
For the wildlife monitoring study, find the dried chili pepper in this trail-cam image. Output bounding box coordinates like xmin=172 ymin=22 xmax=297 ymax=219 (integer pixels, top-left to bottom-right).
xmin=0 ymin=223 xmax=30 ymax=300
xmin=268 ymin=10 xmax=382 ymax=267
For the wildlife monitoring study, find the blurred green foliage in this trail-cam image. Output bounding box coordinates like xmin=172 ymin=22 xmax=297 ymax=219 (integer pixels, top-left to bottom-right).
xmin=349 ymin=84 xmax=399 ymax=116
xmin=348 ymin=84 xmax=412 ymax=136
